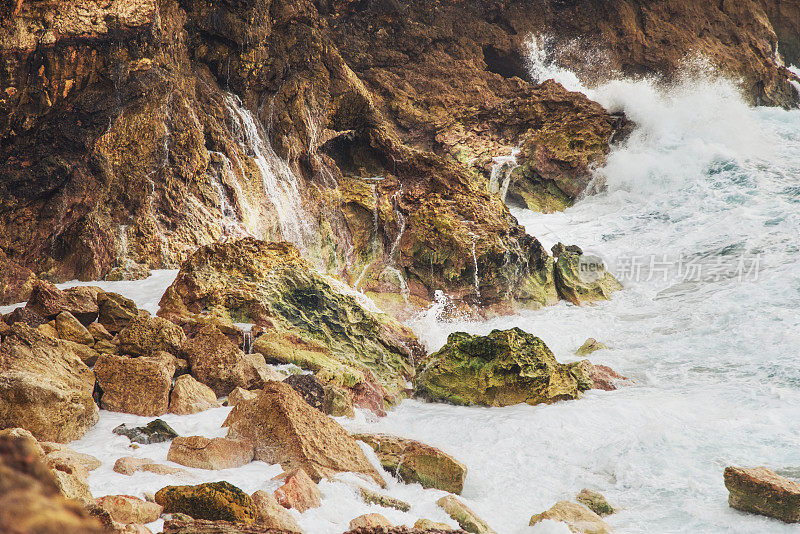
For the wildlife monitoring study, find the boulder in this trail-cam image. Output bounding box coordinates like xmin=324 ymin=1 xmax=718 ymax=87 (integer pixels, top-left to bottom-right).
xmin=0 ymin=250 xmax=37 ymax=306
xmin=576 ymin=489 xmax=615 ymax=517
xmin=55 ymin=311 xmax=94 ymax=345
xmin=354 ymin=434 xmax=467 ymax=495
xmin=273 ymin=469 xmax=322 ymax=512
xmin=94 ymin=353 xmax=176 ymax=416
xmin=182 ymin=325 xmax=281 ymax=397
xmin=553 ymin=250 xmax=622 ymax=305
xmin=251 ymin=490 xmax=303 ymax=533
xmin=163 ymin=518 xmax=295 ymax=533
xmin=113 ymin=456 xmax=188 ymax=477
xmin=529 ymin=501 xmax=612 ymax=533
xmin=51 ymin=461 xmax=94 ymax=503
xmin=223 ymin=381 xmax=384 ymax=486
xmin=38 ymin=322 xmax=59 ymax=338
xmin=41 ymin=442 xmax=101 ymax=472
xmin=61 ymin=286 xmax=102 ymax=326
xmin=167 ymin=436 xmax=254 ymax=470
xmin=98 ymin=292 xmax=139 ymax=333
xmin=724 ymin=466 xmax=800 ymax=523
xmin=118 ymin=315 xmax=186 ymax=357
xmin=575 ymin=338 xmax=608 ymax=356
xmin=88 ymin=322 xmax=113 ymax=341
xmin=360 ymin=487 xmax=411 ymax=512
xmin=228 ymin=387 xmax=258 ymax=407
xmin=436 ymin=495 xmax=495 ymax=534
xmin=283 ymin=374 xmax=325 ymax=412
xmin=0 ymin=324 xmax=98 ymax=442
xmin=158 ymin=239 xmax=420 ymax=399
xmin=61 ymin=339 xmax=101 ymax=367
xmin=577 ymin=361 xmax=629 ymax=392
xmin=350 ymin=514 xmax=392 ymax=529
xmin=24 ymin=281 xmax=66 ymax=319
xmin=324 ymin=384 xmax=356 ymax=417
xmin=415 ymin=328 xmax=592 ymax=407
xmin=0 ymin=431 xmax=108 ymax=533
xmin=170 ymin=375 xmax=221 ymax=415
xmin=113 ymin=419 xmax=179 ymax=444
xmin=95 ymin=495 xmax=164 ymax=524
xmin=155 ymin=481 xmax=256 ymax=523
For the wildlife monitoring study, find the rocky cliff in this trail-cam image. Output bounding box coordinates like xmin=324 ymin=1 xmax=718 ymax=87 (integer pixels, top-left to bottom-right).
xmin=1 ymin=0 xmax=797 ymax=310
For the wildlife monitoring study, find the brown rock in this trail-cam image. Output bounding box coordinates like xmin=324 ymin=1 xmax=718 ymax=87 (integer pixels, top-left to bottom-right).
xmin=0 ymin=431 xmax=107 ymax=533
xmin=88 ymin=322 xmax=114 ymax=341
xmin=61 ymin=286 xmax=101 ymax=326
xmin=94 ymin=352 xmax=176 ymax=416
xmin=163 ymin=518 xmax=295 ymax=533
xmin=41 ymin=442 xmax=101 ymax=472
xmin=38 ymin=322 xmax=59 ymax=338
xmin=4 ymin=306 xmax=46 ymax=328
xmin=98 ymin=292 xmax=139 ymax=334
xmin=155 ymin=481 xmax=256 ymax=523
xmin=228 ymin=387 xmax=257 ymax=407
xmin=113 ymin=457 xmax=188 ymax=477
xmin=323 ymin=384 xmax=355 ymax=417
xmin=61 ymin=339 xmax=102 ymax=366
xmin=224 ymin=381 xmax=384 ymax=486
xmin=170 ymin=375 xmax=221 ymax=415
xmin=182 ymin=325 xmax=279 ymax=396
xmin=55 ymin=311 xmax=94 ymax=345
xmin=724 ymin=466 xmax=800 ymax=523
xmin=360 ymin=487 xmax=411 ymax=512
xmin=167 ymin=436 xmax=254 ymax=470
xmin=414 ymin=519 xmax=459 ymax=530
xmin=0 ymin=324 xmax=98 ymax=442
xmin=349 ymin=514 xmax=392 ymax=529
xmin=251 ymin=490 xmax=303 ymax=533
xmin=577 ymin=360 xmax=630 ymax=392
xmin=529 ymin=501 xmax=612 ymax=533
xmin=437 ymin=495 xmax=495 ymax=534
xmin=273 ymin=469 xmax=322 ymax=513
xmin=118 ymin=314 xmax=186 ymax=357
xmin=0 ymin=250 xmax=37 ymax=306
xmin=95 ymin=495 xmax=163 ymax=524
xmin=25 ymin=281 xmax=65 ymax=319
xmin=354 ymin=434 xmax=467 ymax=495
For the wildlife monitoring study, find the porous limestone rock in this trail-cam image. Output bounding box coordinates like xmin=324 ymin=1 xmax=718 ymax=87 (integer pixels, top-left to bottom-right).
xmin=724 ymin=466 xmax=800 ymax=523
xmin=529 ymin=501 xmax=612 ymax=533
xmin=95 ymin=495 xmax=163 ymax=525
xmin=576 ymin=338 xmax=609 ymax=356
xmin=55 ymin=311 xmax=94 ymax=345
xmin=170 ymin=375 xmax=221 ymax=415
xmin=155 ymin=481 xmax=256 ymax=523
xmin=98 ymin=292 xmax=139 ymax=334
xmin=167 ymin=436 xmax=254 ymax=470
xmin=415 ymin=328 xmax=592 ymax=407
xmin=117 ymin=314 xmax=186 ymax=356
xmin=94 ymin=352 xmax=176 ymax=416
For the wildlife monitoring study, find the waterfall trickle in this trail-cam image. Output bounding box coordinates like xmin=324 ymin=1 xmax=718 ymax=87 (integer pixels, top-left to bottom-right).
xmin=488 ymin=148 xmax=520 ymax=203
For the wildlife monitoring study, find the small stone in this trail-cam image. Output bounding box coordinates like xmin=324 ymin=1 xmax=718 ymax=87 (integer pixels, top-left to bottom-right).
xmin=113 ymin=419 xmax=179 ymax=444
xmin=360 ymin=487 xmax=411 ymax=512
xmin=437 ymin=495 xmax=496 ymax=534
xmin=169 ymin=375 xmax=221 ymax=415
xmin=114 ymin=456 xmax=188 ymax=476
xmin=414 ymin=518 xmax=457 ymax=530
xmin=349 ymin=513 xmax=392 ymax=529
xmin=95 ymin=495 xmax=163 ymax=524
xmin=273 ymin=469 xmax=322 ymax=513
xmin=167 ymin=436 xmax=254 ymax=470
xmin=576 ymin=488 xmax=615 ymax=516
xmin=724 ymin=466 xmax=800 ymax=523
xmin=529 ymin=501 xmax=612 ymax=534
xmin=575 ymin=338 xmax=608 ymax=356
xmin=251 ymin=490 xmax=303 ymax=533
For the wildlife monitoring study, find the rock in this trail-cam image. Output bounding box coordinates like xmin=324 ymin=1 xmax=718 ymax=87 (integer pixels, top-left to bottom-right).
xmin=414 ymin=519 xmax=458 ymax=530
xmin=107 ymin=263 xmax=152 ymax=282
xmin=354 ymin=434 xmax=467 ymax=495
xmin=350 ymin=514 xmax=392 ymax=529
xmin=88 ymin=322 xmax=113 ymax=342
xmin=167 ymin=436 xmax=254 ymax=470
xmin=224 ymin=381 xmax=384 ymax=486
xmin=114 ymin=457 xmax=188 ymax=477
xmin=724 ymin=466 xmax=800 ymax=523
xmin=576 ymin=489 xmax=615 ymax=517
xmin=415 ymin=328 xmax=592 ymax=407
xmin=554 ymin=250 xmax=622 ymax=305
xmin=41 ymin=442 xmax=101 ymax=472
xmin=170 ymin=375 xmax=221 ymax=415
xmin=324 ymin=384 xmax=356 ymax=417
xmin=576 ymin=361 xmax=630 ymax=392
xmin=576 ymin=338 xmax=608 ymax=356
xmin=552 ymin=243 xmax=584 ymax=258
xmin=95 ymin=495 xmax=164 ymax=524
xmin=0 ymin=323 xmax=98 ymax=442
xmin=51 ymin=462 xmax=94 ymax=503
xmin=98 ymin=292 xmax=139 ymax=334
xmin=155 ymin=481 xmax=256 ymax=523
xmin=159 ymin=239 xmax=419 ymax=399
xmin=251 ymin=490 xmax=303 ymax=533
xmin=61 ymin=286 xmax=101 ymax=326
xmin=38 ymin=322 xmax=59 ymax=338
xmin=436 ymin=495 xmax=495 ymax=534
xmin=228 ymin=387 xmax=258 ymax=407
xmin=284 ymin=374 xmax=325 ymax=411
xmin=94 ymin=352 xmax=176 ymax=416
xmin=181 ymin=325 xmax=280 ymax=397
xmin=0 ymin=431 xmax=108 ymax=533
xmin=360 ymin=487 xmax=411 ymax=512
xmin=273 ymin=469 xmax=322 ymax=513
xmin=93 ymin=339 xmax=118 ymax=356
xmin=0 ymin=250 xmax=37 ymax=306
xmin=529 ymin=501 xmax=612 ymax=533
xmin=113 ymin=419 xmax=179 ymax=445
xmin=163 ymin=518 xmax=294 ymax=533
xmin=62 ymin=339 xmax=101 ymax=366
xmin=4 ymin=306 xmax=46 ymax=328
xmin=118 ymin=315 xmax=186 ymax=357
xmin=25 ymin=281 xmax=66 ymax=319
xmin=55 ymin=311 xmax=94 ymax=345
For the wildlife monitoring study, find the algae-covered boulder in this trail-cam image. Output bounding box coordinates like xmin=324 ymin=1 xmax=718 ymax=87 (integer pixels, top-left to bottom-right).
xmin=553 ymin=248 xmax=622 ymax=305
xmin=159 ymin=238 xmax=420 ymax=399
xmin=415 ymin=328 xmax=592 ymax=407
xmin=155 ymin=481 xmax=255 ymax=523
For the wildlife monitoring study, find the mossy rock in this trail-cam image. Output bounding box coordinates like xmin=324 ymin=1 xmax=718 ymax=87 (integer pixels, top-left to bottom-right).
xmin=554 ymin=251 xmax=622 ymax=305
xmin=154 ymin=481 xmax=255 ymax=523
xmin=415 ymin=328 xmax=592 ymax=407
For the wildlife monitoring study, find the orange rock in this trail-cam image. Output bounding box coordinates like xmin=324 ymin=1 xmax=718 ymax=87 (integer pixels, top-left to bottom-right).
xmin=95 ymin=495 xmax=163 ymax=524
xmin=167 ymin=436 xmax=254 ymax=471
xmin=273 ymin=469 xmax=321 ymax=513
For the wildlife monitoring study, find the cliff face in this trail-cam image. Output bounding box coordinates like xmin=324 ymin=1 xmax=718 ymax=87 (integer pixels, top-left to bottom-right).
xmin=1 ymin=0 xmax=798 ymax=309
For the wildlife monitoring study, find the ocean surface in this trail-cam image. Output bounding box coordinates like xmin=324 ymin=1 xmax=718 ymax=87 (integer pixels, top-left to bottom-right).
xmin=14 ymin=42 xmax=800 ymax=533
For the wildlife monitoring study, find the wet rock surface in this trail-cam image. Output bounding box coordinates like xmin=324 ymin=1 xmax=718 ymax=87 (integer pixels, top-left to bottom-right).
xmin=724 ymin=466 xmax=800 ymax=523
xmin=113 ymin=419 xmax=179 ymax=445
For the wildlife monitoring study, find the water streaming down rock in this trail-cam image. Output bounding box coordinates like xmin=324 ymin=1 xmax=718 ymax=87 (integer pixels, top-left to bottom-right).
xmin=223 ymin=94 xmax=316 ymax=253
xmin=488 ymin=148 xmax=521 ymax=203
